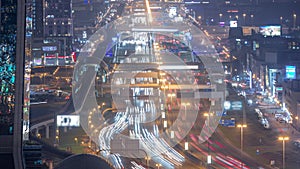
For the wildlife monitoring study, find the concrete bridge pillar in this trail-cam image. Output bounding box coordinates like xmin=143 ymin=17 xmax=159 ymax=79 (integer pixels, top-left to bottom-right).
xmin=45 ymin=125 xmax=50 ymax=139
xmin=35 ymin=127 xmax=39 ymax=137
xmin=64 ymin=126 xmax=67 ymax=132
xmin=48 ymin=160 xmax=53 ymax=169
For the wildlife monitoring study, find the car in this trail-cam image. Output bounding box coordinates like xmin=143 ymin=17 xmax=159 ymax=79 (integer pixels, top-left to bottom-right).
xmin=255 ymin=108 xmax=263 ymax=118
xmin=260 ymin=118 xmax=268 ymax=125
xmin=275 ymin=113 xmax=284 ymax=120
xmin=110 ymin=9 xmax=117 ymax=13
xmin=263 ymin=123 xmax=270 ymax=129
xmin=292 ymin=140 xmax=300 ymax=149
xmin=278 ymin=118 xmax=286 ymax=123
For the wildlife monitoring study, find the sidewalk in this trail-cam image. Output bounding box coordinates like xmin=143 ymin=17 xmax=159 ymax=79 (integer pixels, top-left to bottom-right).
xmin=258 ymin=98 xmax=300 ymax=136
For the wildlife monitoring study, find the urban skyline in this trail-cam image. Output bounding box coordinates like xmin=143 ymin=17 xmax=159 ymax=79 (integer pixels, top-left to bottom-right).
xmin=1 ymin=0 xmax=300 ymax=169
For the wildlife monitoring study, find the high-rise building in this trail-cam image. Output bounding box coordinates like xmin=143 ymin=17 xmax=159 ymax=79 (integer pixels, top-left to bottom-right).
xmin=29 ymin=0 xmax=44 ymax=38
xmin=44 ymin=0 xmax=73 ymax=37
xmin=0 ymin=0 xmax=25 ymax=168
xmin=30 ymin=0 xmax=73 ymax=64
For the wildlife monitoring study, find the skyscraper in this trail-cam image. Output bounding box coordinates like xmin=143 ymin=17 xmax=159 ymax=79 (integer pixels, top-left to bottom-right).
xmin=0 ymin=0 xmax=25 ymax=168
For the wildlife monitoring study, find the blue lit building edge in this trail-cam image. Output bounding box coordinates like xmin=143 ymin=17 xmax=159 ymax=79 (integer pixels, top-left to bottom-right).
xmin=0 ymin=0 xmax=17 ymax=135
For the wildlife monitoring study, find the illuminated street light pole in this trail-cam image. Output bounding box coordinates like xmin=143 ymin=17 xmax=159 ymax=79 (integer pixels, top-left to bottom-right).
xmin=198 ymin=15 xmax=202 ymax=21
xmin=55 ymin=135 xmax=59 ymax=144
xmin=243 ymin=13 xmax=246 ymax=25
xmin=293 ymin=13 xmax=297 ymax=29
xmin=204 ymin=112 xmax=213 ymax=166
xmin=168 ymin=93 xmax=176 ymax=104
xmin=145 ymin=156 xmax=151 ymax=169
xmin=237 ymin=124 xmax=247 ymax=152
xmin=295 ymin=116 xmax=299 ymax=130
xmin=161 ymin=85 xmax=168 ymax=97
xmin=74 ymin=137 xmax=78 ymax=144
xmin=181 ymin=102 xmax=190 ymax=117
xmin=156 ymin=163 xmax=162 ymax=169
xmin=237 ymin=124 xmax=247 ymax=168
xmin=37 ymin=133 xmax=41 ymax=139
xmin=278 ymin=136 xmax=289 ymax=169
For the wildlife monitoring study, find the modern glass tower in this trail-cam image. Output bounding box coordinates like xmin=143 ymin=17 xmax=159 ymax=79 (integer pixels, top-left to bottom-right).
xmin=0 ymin=0 xmax=25 ymax=168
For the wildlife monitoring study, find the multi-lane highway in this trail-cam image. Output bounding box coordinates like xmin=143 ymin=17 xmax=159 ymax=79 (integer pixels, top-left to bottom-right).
xmin=30 ymin=1 xmax=300 ymax=169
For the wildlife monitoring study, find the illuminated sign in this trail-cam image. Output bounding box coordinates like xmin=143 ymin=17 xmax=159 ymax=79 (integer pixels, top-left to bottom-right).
xmin=169 ymin=7 xmax=177 ymax=18
xmin=286 ymin=65 xmax=296 ymax=79
xmin=224 ymin=101 xmax=243 ymax=110
xmin=57 ymin=115 xmax=80 ymax=127
xmin=230 ymin=20 xmax=237 ymax=28
xmin=259 ymin=25 xmax=281 ymax=37
xmin=42 ymin=46 xmax=57 ymax=51
xmin=224 ymin=101 xmax=231 ymax=110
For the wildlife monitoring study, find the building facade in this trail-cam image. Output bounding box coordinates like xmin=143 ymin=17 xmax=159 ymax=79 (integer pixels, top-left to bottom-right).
xmin=0 ymin=0 xmax=25 ymax=168
xmin=283 ymin=79 xmax=300 ymax=130
xmin=30 ymin=0 xmax=73 ymax=65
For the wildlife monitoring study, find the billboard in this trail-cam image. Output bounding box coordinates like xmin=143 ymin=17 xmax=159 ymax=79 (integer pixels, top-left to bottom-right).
xmin=169 ymin=7 xmax=177 ymax=18
xmin=57 ymin=115 xmax=80 ymax=127
xmin=230 ymin=20 xmax=237 ymax=28
xmin=286 ymin=65 xmax=296 ymax=79
xmin=242 ymin=26 xmax=259 ymax=36
xmin=259 ymin=25 xmax=281 ymax=37
xmin=224 ymin=101 xmax=243 ymax=110
xmin=42 ymin=46 xmax=57 ymax=52
xmin=219 ymin=118 xmax=235 ymax=127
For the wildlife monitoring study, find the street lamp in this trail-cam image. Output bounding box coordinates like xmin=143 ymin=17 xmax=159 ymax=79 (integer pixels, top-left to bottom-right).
xmin=145 ymin=156 xmax=151 ymax=169
xmin=204 ymin=112 xmax=214 ymax=133
xmin=235 ymin=15 xmax=239 ymax=20
xmin=74 ymin=137 xmax=78 ymax=144
xmin=243 ymin=13 xmax=246 ymax=25
xmin=167 ymin=93 xmax=176 ymax=103
xmin=159 ymin=72 xmax=166 ymax=76
xmin=237 ymin=124 xmax=247 ymax=152
xmin=250 ymin=14 xmax=254 ymax=26
xmin=156 ymin=163 xmax=162 ymax=169
xmin=55 ymin=135 xmax=59 ymax=143
xmin=160 ymin=78 xmax=167 ymax=85
xmin=204 ymin=112 xmax=213 ymax=166
xmin=161 ymin=85 xmax=168 ymax=96
xmin=198 ymin=15 xmax=202 ymax=21
xmin=293 ymin=13 xmax=297 ymax=29
xmin=280 ymin=16 xmax=283 ymax=24
xmin=37 ymin=133 xmax=41 ymax=139
xmin=204 ymin=113 xmax=213 ymax=124
xmin=295 ymin=116 xmax=299 ymax=130
xmin=237 ymin=124 xmax=247 ymax=168
xmin=219 ymin=13 xmax=223 ymax=22
xmin=278 ymin=136 xmax=289 ymax=169
xmin=181 ymin=102 xmax=191 ymax=118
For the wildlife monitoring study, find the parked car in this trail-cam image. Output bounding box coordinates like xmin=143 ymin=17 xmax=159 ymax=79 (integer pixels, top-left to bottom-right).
xmin=292 ymin=140 xmax=300 ymax=149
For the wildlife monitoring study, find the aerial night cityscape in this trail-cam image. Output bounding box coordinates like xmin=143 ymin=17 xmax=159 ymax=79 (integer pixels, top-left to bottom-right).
xmin=1 ymin=0 xmax=300 ymax=169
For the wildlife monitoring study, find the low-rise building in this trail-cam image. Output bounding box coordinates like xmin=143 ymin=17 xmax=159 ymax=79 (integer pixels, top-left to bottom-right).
xmin=282 ymin=79 xmax=300 ymax=130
